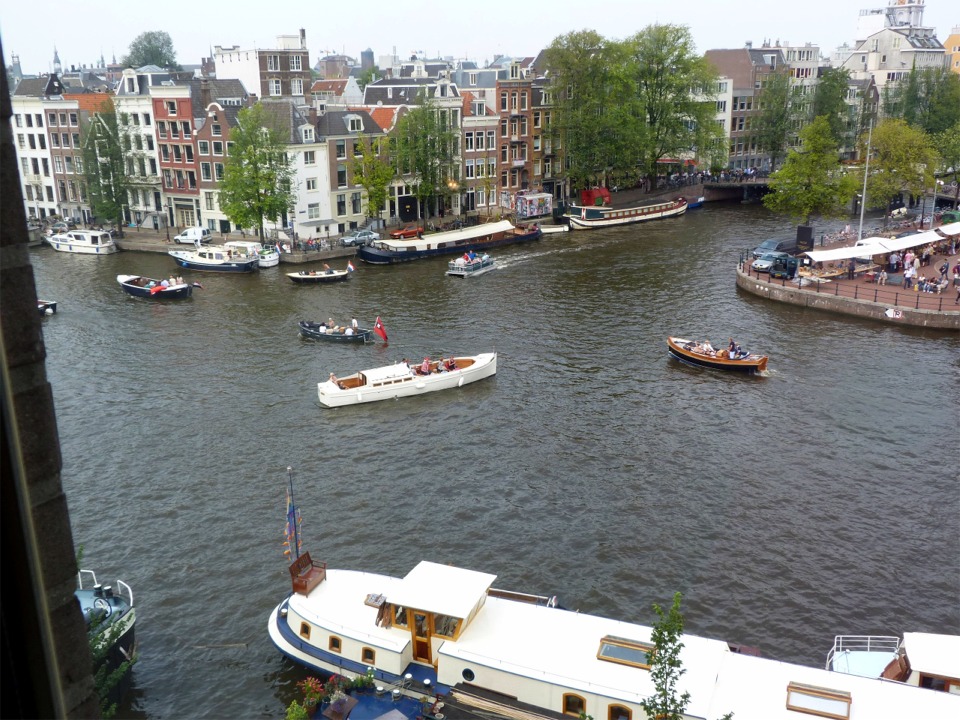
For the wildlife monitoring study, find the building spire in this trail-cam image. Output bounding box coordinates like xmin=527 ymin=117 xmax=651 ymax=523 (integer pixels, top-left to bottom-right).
xmin=53 ymin=46 xmax=62 ymax=74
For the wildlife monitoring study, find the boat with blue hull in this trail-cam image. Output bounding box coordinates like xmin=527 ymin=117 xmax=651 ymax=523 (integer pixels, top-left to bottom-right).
xmin=117 ymin=274 xmax=196 ymax=300
xmin=168 ymin=245 xmax=259 ymax=272
xmin=357 ymin=220 xmax=540 ymax=265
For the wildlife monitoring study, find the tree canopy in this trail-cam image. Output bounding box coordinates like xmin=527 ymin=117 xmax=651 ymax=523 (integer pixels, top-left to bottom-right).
xmin=752 ymin=70 xmax=802 ymax=172
xmin=81 ymin=100 xmax=130 ymax=236
xmin=934 ymin=121 xmax=960 ymax=199
xmin=392 ymin=98 xmax=457 ymax=218
xmin=218 ymin=103 xmax=297 ymax=239
xmin=639 ymin=593 xmax=691 ymax=720
xmin=762 ymin=116 xmax=858 ymax=226
xmin=545 ymin=25 xmax=722 ymax=191
xmin=122 ymin=31 xmax=180 ymax=70
xmin=861 ymin=118 xmax=938 ymax=215
xmin=882 ymin=67 xmax=960 ymax=136
xmin=350 ymin=134 xmax=395 ymax=221
xmin=812 ymin=67 xmax=852 ymax=147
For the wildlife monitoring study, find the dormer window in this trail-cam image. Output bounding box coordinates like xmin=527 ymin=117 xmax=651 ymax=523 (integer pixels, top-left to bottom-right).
xmin=348 ymin=117 xmax=362 ymax=132
xmin=302 ymin=127 xmax=315 ymax=143
xmin=597 ymin=636 xmax=654 ymax=669
xmin=786 ymin=682 xmax=851 ymax=719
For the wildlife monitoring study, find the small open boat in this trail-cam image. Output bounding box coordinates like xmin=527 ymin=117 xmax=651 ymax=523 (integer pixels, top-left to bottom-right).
xmin=286 ymin=268 xmax=351 ymax=284
xmin=117 ymin=274 xmax=195 ymax=300
xmin=446 ymin=254 xmax=496 ymax=278
xmin=318 ymin=352 xmax=497 ymax=407
xmin=299 ymin=320 xmax=372 ymax=343
xmin=38 ymin=299 xmax=58 ymax=315
xmin=667 ymin=336 xmax=767 ymax=374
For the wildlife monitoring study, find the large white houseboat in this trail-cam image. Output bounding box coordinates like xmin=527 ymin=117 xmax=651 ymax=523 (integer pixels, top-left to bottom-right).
xmin=268 ymin=557 xmax=960 ymax=720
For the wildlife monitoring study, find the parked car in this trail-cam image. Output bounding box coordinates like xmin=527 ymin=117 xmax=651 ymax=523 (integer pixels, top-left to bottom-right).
xmin=389 ymin=223 xmax=423 ymax=239
xmin=751 ymin=238 xmax=797 ymax=259
xmin=340 ymin=229 xmax=379 ymax=247
xmin=752 ymin=251 xmax=789 ymax=273
xmin=49 ymin=222 xmax=69 ymax=234
xmin=173 ymin=227 xmax=212 ymax=244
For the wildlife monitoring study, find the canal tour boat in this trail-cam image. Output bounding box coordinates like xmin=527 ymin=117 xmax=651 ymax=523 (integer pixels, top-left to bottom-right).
xmin=565 ymin=196 xmax=687 ymax=230
xmin=317 ymin=353 xmax=496 ymax=407
xmin=168 ymin=244 xmax=259 ymax=272
xmin=267 ymin=552 xmax=960 ymax=720
xmin=45 ymin=229 xmax=118 ymax=254
xmin=357 ymin=220 xmax=540 ymax=264
xmin=667 ymin=336 xmax=768 ymax=374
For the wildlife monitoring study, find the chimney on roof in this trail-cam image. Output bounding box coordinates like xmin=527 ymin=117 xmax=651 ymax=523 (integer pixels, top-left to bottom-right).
xmin=200 ymin=77 xmax=211 ymax=108
xmin=300 ymin=28 xmax=306 ymax=49
xmin=745 ymin=41 xmax=753 ymax=49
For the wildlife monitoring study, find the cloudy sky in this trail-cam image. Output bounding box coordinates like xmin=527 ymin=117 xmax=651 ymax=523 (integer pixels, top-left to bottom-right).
xmin=2 ymin=0 xmax=956 ymax=74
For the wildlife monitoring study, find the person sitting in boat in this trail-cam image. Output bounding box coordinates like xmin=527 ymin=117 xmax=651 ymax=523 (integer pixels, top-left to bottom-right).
xmin=420 ymin=357 xmax=431 ymax=375
xmin=176 ymin=275 xmax=185 ymax=285
xmin=323 ymin=263 xmax=333 ymax=274
xmin=481 ymin=253 xmax=490 ymax=262
xmin=444 ymin=357 xmax=457 ymax=371
xmin=345 ymin=327 xmax=354 ymax=336
xmin=467 ymin=250 xmax=478 ymax=263
xmin=160 ymin=278 xmax=170 ymax=288
xmin=702 ymin=340 xmax=715 ymax=356
xmin=728 ymin=338 xmax=737 ymax=355
xmin=462 ymin=252 xmax=470 ymax=262
xmin=329 ymin=372 xmax=345 ymax=389
xmin=436 ymin=356 xmax=447 ymax=373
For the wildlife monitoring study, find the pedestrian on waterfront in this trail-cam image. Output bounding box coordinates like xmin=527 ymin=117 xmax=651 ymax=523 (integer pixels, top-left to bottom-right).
xmin=921 ymin=247 xmax=931 ymax=267
xmin=913 ymin=255 xmax=921 ymax=276
xmin=877 ymin=269 xmax=888 ymax=285
xmin=889 ymin=252 xmax=900 ymax=272
xmin=903 ymin=266 xmax=915 ymax=289
xmin=938 ymin=261 xmax=949 ymax=281
xmin=847 ymin=258 xmax=856 ymax=280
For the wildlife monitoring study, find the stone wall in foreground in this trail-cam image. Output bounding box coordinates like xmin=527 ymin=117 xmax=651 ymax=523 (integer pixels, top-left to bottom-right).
xmin=735 ymin=268 xmax=960 ymax=330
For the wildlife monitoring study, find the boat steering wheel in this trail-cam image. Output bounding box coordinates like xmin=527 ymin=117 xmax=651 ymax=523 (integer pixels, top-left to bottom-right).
xmin=93 ymin=598 xmax=112 ymax=617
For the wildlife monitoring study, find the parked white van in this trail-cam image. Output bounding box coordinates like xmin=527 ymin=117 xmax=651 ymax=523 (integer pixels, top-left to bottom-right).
xmin=173 ymin=227 xmax=212 ymax=245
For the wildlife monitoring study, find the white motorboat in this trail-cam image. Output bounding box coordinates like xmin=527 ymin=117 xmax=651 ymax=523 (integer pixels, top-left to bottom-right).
xmin=224 ymin=240 xmax=280 ymax=268
xmin=317 ymin=353 xmax=496 ymax=407
xmin=45 ymin=230 xmax=118 ymax=254
xmin=446 ymin=254 xmax=496 ymax=278
xmin=268 ymin=558 xmax=960 ymax=720
xmin=168 ymin=244 xmax=259 ymax=272
xmin=826 ymin=632 xmax=960 ymax=691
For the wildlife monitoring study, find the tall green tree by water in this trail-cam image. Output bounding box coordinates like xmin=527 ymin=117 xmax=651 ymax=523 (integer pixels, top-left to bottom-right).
xmin=81 ymin=100 xmax=130 ymax=236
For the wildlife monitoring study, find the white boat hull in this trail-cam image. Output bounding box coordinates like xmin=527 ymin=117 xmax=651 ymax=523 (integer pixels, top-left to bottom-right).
xmin=259 ymin=251 xmax=281 ymax=268
xmin=317 ymin=352 xmax=497 ymax=407
xmin=45 ymin=231 xmax=118 ymax=254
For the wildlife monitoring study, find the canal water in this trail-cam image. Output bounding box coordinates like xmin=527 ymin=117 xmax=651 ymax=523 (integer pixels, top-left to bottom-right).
xmin=29 ymin=203 xmax=958 ymax=718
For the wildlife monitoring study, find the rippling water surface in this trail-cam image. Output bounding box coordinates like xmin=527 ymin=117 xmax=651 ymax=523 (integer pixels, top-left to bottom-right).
xmin=31 ymin=204 xmax=959 ymax=718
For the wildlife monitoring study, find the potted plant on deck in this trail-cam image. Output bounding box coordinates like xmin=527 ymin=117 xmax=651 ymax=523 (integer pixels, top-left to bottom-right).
xmin=298 ymin=676 xmax=324 ymax=713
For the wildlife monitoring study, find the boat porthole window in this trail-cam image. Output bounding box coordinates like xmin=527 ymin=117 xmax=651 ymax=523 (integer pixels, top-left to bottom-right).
xmin=462 ymin=668 xmax=475 ymax=682
xmin=362 ymin=647 xmax=376 ymax=664
xmin=329 ymin=636 xmax=342 ymax=653
xmin=299 ymin=622 xmax=311 ymax=639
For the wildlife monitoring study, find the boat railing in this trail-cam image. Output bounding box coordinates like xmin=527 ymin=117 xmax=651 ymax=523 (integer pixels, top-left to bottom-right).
xmin=78 ymin=570 xmax=135 ymax=607
xmin=825 ymin=635 xmax=900 ymax=669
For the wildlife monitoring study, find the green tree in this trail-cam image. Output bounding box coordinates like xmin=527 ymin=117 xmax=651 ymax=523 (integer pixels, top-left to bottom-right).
xmin=934 ymin=121 xmax=960 ymax=201
xmin=763 ymin=116 xmax=858 ymax=226
xmin=625 ymin=24 xmax=722 ymax=183
xmin=218 ymin=103 xmax=297 ymax=240
xmin=545 ymin=30 xmax=630 ymax=190
xmin=861 ymin=118 xmax=938 ymax=217
xmin=357 ymin=67 xmax=379 ymax=91
xmin=752 ymin=69 xmax=800 ymax=172
xmin=813 ymin=67 xmax=851 ymax=145
xmin=640 ymin=593 xmax=691 ymax=720
xmin=392 ymin=98 xmax=456 ymax=218
xmin=122 ymin=30 xmax=180 ymax=70
xmin=350 ymin=133 xmax=395 ymax=222
xmin=81 ymin=100 xmax=130 ymax=237
xmin=883 ymin=67 xmax=960 ymax=135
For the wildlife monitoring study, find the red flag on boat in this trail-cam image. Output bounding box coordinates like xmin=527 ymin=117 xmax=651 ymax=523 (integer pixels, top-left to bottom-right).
xmin=373 ymin=316 xmax=388 ymax=343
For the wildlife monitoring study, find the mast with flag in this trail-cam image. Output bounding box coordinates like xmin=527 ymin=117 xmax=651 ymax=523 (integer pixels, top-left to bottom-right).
xmin=283 ymin=466 xmax=302 ymax=562
xmin=373 ymin=316 xmax=388 ymax=343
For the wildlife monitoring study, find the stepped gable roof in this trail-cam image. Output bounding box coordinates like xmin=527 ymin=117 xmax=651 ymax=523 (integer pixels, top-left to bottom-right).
xmin=316 ymin=109 xmax=379 ymax=138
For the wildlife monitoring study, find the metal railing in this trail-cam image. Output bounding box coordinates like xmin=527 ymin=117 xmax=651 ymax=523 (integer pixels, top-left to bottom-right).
xmin=825 ymin=635 xmax=899 ymax=670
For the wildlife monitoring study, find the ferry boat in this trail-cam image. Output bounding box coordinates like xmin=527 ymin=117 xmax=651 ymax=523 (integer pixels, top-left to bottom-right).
xmin=565 ymin=196 xmax=687 ymax=230
xmin=267 ymin=556 xmax=960 ymax=720
xmin=45 ymin=230 xmax=118 ymax=254
xmin=357 ymin=220 xmax=540 ymax=265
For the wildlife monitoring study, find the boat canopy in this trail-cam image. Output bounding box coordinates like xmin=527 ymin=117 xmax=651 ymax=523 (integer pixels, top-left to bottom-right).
xmin=804 ymin=230 xmax=942 ymax=262
xmin=381 ymin=220 xmax=515 ymax=251
xmin=936 ymin=221 xmax=960 ymax=236
xmin=387 ymin=561 xmax=496 ymax=619
xmin=901 ymin=632 xmax=960 ymax=680
xmin=362 ymin=362 xmax=415 ymax=384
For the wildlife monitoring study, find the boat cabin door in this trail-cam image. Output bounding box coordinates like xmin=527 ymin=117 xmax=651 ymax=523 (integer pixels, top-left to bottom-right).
xmin=411 ymin=611 xmax=432 ymax=664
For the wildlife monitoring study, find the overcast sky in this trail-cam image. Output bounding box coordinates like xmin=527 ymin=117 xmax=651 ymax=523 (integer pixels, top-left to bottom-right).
xmin=2 ymin=0 xmax=956 ymax=75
